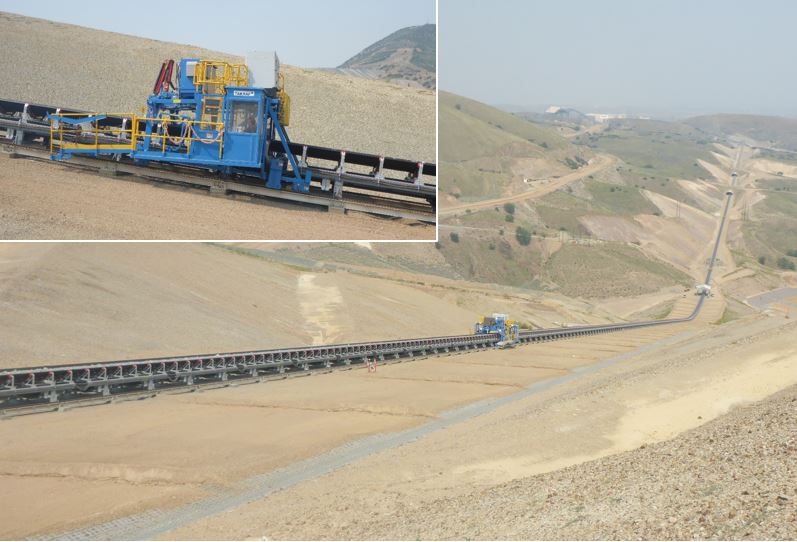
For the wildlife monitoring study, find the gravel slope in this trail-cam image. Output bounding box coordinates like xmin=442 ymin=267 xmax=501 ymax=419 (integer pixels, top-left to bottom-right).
xmin=338 ymin=384 xmax=797 ymax=540
xmin=0 ymin=11 xmax=434 ymax=163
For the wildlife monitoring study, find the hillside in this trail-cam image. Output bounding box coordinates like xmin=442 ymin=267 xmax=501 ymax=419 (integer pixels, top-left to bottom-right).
xmin=0 ymin=11 xmax=434 ymax=163
xmin=338 ymin=24 xmax=435 ymax=89
xmin=0 ymin=243 xmax=627 ymax=368
xmin=437 ymin=92 xmax=702 ymax=296
xmin=686 ymin=113 xmax=797 ymax=151
xmin=440 ymin=91 xmax=591 ymax=201
xmin=669 ymin=115 xmax=797 ymax=275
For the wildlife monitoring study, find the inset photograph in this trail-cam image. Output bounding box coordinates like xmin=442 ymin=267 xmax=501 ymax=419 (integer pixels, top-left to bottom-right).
xmin=0 ymin=1 xmax=436 ymax=240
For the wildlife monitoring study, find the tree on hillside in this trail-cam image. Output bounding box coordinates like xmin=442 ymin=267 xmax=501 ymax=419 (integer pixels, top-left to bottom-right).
xmin=504 ymin=203 xmax=515 ymax=215
xmin=450 ymin=232 xmax=459 ymax=243
xmin=516 ymin=226 xmax=532 ymax=246
xmin=777 ymin=257 xmax=795 ymax=271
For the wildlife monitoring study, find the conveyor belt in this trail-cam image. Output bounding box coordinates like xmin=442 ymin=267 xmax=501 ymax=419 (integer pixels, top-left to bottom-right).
xmin=0 ymin=297 xmax=704 ymax=411
xmin=0 ymin=127 xmax=737 ymax=416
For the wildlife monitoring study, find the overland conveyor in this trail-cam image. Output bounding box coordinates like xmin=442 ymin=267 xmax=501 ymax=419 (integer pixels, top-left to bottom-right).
xmin=0 ymin=297 xmax=705 ymax=411
xmin=0 ymin=98 xmax=436 ymax=220
xmin=0 ymin=142 xmax=735 ymax=416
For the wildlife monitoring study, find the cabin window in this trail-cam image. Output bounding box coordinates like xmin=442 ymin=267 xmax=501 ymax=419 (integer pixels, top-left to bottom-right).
xmin=230 ymin=101 xmax=258 ymax=133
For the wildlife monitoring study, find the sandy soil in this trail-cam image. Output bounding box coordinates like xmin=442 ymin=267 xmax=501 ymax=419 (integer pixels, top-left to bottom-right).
xmin=0 ymin=243 xmax=481 ymax=368
xmin=230 ymin=242 xmax=630 ymax=329
xmin=748 ymin=158 xmax=797 ymax=179
xmin=2 ymin=169 xmax=793 ymax=539
xmin=678 ymin=178 xmax=724 ymax=211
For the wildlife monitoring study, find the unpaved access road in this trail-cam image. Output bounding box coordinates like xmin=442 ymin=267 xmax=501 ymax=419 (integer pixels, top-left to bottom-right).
xmin=440 ymin=153 xmax=616 ymax=217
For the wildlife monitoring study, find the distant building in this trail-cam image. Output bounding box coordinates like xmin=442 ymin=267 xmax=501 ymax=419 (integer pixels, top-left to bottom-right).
xmin=545 ymin=105 xmax=562 ymax=114
xmin=586 ymin=112 xmax=628 ymax=123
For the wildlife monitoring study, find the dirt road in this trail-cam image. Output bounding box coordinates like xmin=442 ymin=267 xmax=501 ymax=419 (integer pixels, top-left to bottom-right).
xmin=441 ymin=153 xmax=616 ymax=217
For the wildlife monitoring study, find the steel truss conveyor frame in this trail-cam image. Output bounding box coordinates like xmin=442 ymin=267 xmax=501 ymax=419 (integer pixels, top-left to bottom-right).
xmin=0 ymin=298 xmax=704 ymax=409
xmin=0 ymin=333 xmax=499 ymax=406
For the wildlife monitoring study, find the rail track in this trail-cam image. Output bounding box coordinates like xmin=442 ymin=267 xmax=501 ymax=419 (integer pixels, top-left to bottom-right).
xmin=0 ymin=98 xmax=436 ymax=222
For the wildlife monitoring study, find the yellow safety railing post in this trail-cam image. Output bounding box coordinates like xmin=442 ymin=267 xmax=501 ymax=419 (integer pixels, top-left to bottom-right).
xmin=161 ymin=118 xmax=167 ymax=154
xmin=129 ymin=116 xmax=137 ymax=152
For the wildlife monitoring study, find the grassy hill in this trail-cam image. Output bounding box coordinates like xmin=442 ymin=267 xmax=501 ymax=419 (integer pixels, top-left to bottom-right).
xmin=339 ymin=24 xmax=435 ymax=88
xmin=740 ymin=190 xmax=797 ymax=269
xmin=685 ymin=114 xmax=797 ymax=151
xmin=440 ymin=91 xmax=591 ymax=200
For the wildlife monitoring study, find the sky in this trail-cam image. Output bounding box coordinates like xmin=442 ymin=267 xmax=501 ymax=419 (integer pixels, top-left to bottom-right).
xmin=0 ymin=0 xmax=435 ymax=67
xmin=440 ymin=0 xmax=797 ymax=117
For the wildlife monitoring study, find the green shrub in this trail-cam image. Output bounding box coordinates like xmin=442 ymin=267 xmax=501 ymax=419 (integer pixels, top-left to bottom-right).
xmin=505 ymin=214 xmax=514 ymax=223
xmin=504 ymin=202 xmax=516 ymax=215
xmin=758 ymin=255 xmax=767 ymax=265
xmin=516 ymin=226 xmax=532 ymax=246
xmin=450 ymin=232 xmax=459 ymax=243
xmin=777 ymin=257 xmax=795 ymax=270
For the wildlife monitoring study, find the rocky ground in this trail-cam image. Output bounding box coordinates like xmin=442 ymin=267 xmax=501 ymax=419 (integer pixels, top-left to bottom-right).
xmin=0 ymin=153 xmax=433 ymax=240
xmin=334 ymin=384 xmax=797 ymax=540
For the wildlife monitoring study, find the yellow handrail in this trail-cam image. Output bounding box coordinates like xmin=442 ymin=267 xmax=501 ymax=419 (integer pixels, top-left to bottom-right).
xmin=50 ymin=113 xmax=224 ymax=159
xmin=194 ymin=60 xmax=249 ymax=94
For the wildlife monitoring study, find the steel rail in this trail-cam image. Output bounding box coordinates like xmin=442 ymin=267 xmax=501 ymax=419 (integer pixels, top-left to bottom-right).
xmin=1 ymin=142 xmax=435 ymax=223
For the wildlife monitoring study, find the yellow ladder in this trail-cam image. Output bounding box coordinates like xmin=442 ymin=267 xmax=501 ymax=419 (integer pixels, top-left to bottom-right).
xmin=200 ymin=96 xmax=223 ymax=129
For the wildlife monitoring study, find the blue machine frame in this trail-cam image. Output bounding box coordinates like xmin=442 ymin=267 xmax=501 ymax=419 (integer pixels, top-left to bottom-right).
xmin=48 ymin=58 xmax=311 ymax=192
xmin=475 ymin=313 xmax=520 ymax=345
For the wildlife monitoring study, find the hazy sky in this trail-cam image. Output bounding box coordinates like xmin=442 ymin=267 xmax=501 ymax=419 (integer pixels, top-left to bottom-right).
xmin=440 ymin=0 xmax=797 ymax=117
xmin=0 ymin=0 xmax=435 ymax=67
